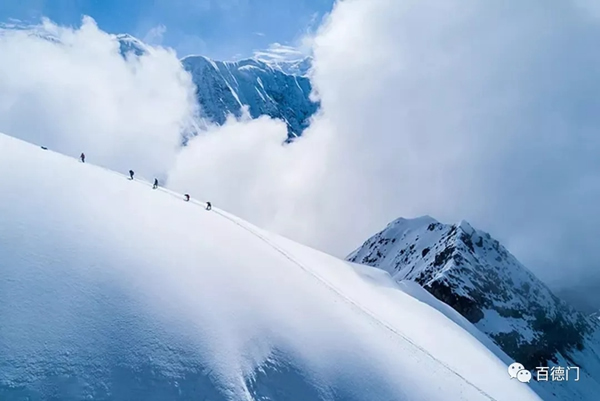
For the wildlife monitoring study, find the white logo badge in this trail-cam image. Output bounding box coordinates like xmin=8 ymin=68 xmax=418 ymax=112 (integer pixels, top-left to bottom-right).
xmin=508 ymin=362 xmax=525 ymax=379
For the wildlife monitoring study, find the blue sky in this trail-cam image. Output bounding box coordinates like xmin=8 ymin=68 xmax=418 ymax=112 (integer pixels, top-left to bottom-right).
xmin=0 ymin=0 xmax=334 ymax=59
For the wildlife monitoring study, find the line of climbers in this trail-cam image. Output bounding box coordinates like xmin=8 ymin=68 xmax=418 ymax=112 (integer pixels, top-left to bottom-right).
xmin=77 ymin=151 xmax=211 ymax=211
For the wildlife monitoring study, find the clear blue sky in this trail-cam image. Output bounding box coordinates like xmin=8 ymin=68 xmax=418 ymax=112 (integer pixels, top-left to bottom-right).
xmin=0 ymin=0 xmax=334 ymax=60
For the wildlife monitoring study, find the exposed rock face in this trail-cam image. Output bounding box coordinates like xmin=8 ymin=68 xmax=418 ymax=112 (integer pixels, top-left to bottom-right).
xmin=347 ymin=216 xmax=600 ymax=394
xmin=116 ymin=35 xmax=319 ymax=138
xmin=181 ymin=56 xmax=318 ymax=138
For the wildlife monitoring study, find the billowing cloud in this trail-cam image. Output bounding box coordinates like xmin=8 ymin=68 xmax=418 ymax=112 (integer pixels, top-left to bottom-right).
xmin=170 ymin=0 xmax=600 ymax=309
xmin=2 ymin=2 xmax=600 ymax=310
xmin=0 ymin=16 xmax=198 ymax=178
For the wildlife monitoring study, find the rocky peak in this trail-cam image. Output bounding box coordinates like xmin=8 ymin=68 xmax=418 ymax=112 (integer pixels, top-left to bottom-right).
xmin=347 ymin=216 xmax=599 ymax=372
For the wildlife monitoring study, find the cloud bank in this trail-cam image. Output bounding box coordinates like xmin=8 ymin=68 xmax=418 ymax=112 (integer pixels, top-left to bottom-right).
xmin=170 ymin=0 xmax=600 ymax=309
xmin=1 ymin=2 xmax=600 ymax=310
xmin=0 ymin=17 xmax=197 ymax=178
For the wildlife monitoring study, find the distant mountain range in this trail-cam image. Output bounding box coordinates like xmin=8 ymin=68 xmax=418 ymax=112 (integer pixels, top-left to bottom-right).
xmin=181 ymin=55 xmax=317 ymax=138
xmin=117 ymin=34 xmax=318 ymax=138
xmin=348 ymin=216 xmax=600 ymax=400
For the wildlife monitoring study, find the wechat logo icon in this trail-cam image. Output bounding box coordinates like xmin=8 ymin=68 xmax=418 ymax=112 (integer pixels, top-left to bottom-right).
xmin=508 ymin=362 xmax=531 ymax=383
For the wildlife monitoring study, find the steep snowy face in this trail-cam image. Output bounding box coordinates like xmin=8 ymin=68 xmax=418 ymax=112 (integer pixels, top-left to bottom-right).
xmin=181 ymin=56 xmax=318 ymax=137
xmin=0 ymin=134 xmax=543 ymax=401
xmin=348 ymin=217 xmax=600 ymax=399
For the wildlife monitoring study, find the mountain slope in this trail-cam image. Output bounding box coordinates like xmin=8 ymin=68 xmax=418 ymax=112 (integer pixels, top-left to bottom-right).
xmin=348 ymin=216 xmax=600 ymax=400
xmin=181 ymin=55 xmax=317 ymax=138
xmin=0 ymin=133 xmax=542 ymax=401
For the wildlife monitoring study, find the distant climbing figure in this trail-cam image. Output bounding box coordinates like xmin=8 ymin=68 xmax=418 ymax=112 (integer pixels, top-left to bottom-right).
xmin=205 ymin=201 xmax=212 ymax=211
xmin=153 ymin=178 xmax=158 ymax=189
xmin=129 ymin=170 xmax=134 ymax=180
xmin=80 ymin=153 xmax=85 ymax=163
xmin=184 ymin=194 xmax=190 ymax=202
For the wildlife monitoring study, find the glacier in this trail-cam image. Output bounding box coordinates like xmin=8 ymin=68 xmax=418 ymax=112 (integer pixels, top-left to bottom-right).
xmin=0 ymin=133 xmax=543 ymax=401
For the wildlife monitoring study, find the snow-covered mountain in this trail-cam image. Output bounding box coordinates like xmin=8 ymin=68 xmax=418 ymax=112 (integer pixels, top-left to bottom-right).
xmin=348 ymin=216 xmax=600 ymax=400
xmin=0 ymin=26 xmax=318 ymax=138
xmin=115 ymin=34 xmax=318 ymax=138
xmin=116 ymin=33 xmax=149 ymax=57
xmin=0 ymin=133 xmax=545 ymax=401
xmin=181 ymin=55 xmax=317 ymax=138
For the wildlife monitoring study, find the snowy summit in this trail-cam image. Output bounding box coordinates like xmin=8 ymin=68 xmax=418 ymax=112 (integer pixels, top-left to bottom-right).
xmin=348 ymin=216 xmax=600 ymax=401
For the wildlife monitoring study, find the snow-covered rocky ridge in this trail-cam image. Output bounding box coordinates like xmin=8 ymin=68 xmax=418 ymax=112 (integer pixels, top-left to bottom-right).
xmin=348 ymin=216 xmax=600 ymax=400
xmin=115 ymin=34 xmax=318 ymax=138
xmin=0 ymin=133 xmax=546 ymax=401
xmin=181 ymin=55 xmax=317 ymax=138
xmin=0 ymin=26 xmax=317 ymax=138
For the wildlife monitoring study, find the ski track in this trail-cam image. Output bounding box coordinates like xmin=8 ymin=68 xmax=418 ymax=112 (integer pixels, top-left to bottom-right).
xmin=42 ymin=145 xmax=496 ymax=401
xmin=212 ymin=211 xmax=497 ymax=401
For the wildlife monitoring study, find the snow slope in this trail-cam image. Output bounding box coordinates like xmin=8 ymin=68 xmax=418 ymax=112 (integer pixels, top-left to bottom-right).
xmin=0 ymin=134 xmax=542 ymax=401
xmin=348 ymin=216 xmax=600 ymax=401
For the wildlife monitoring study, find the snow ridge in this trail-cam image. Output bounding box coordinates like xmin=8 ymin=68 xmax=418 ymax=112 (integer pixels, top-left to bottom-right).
xmin=0 ymin=133 xmax=543 ymax=401
xmin=216 ymin=209 xmax=498 ymax=400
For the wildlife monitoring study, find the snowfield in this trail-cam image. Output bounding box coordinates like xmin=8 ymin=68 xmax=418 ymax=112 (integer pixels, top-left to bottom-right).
xmin=0 ymin=133 xmax=543 ymax=400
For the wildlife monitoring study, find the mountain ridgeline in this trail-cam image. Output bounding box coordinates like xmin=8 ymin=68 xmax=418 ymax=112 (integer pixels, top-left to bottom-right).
xmin=181 ymin=56 xmax=317 ymax=138
xmin=117 ymin=34 xmax=318 ymax=138
xmin=348 ymin=216 xmax=600 ymax=399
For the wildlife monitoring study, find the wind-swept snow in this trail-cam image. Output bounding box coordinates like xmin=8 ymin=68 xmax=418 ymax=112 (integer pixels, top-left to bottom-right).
xmin=0 ymin=134 xmax=542 ymax=400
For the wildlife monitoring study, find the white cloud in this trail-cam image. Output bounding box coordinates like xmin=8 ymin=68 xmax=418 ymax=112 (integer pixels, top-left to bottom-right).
xmin=0 ymin=16 xmax=198 ymax=178
xmin=168 ymin=109 xmax=339 ymax=244
xmin=253 ymin=43 xmax=307 ymax=62
xmin=143 ymin=24 xmax=167 ymax=45
xmin=169 ymin=0 xmax=600 ymax=308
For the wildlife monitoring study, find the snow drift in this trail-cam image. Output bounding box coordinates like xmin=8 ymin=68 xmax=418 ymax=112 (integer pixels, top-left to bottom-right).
xmin=0 ymin=133 xmax=541 ymax=400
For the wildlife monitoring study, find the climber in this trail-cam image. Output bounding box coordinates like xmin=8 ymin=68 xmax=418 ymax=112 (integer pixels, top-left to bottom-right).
xmin=205 ymin=201 xmax=212 ymax=211
xmin=153 ymin=178 xmax=158 ymax=189
xmin=129 ymin=170 xmax=134 ymax=180
xmin=184 ymin=194 xmax=190 ymax=202
xmin=80 ymin=153 xmax=85 ymax=163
